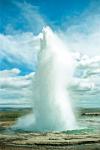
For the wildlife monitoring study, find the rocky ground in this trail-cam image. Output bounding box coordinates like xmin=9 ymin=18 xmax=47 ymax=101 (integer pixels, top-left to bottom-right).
xmin=0 ymin=108 xmax=100 ymax=150
xmin=0 ymin=131 xmax=100 ymax=150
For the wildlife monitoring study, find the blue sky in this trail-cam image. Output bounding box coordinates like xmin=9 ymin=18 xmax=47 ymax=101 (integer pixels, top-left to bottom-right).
xmin=0 ymin=0 xmax=92 ymax=33
xmin=0 ymin=0 xmax=99 ymax=75
xmin=0 ymin=0 xmax=100 ymax=106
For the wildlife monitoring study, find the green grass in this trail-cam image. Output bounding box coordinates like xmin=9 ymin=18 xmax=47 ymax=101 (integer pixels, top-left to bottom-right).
xmin=0 ymin=109 xmax=31 ymax=121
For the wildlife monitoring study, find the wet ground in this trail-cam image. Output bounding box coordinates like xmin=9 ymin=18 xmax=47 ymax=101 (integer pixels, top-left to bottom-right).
xmin=0 ymin=107 xmax=100 ymax=150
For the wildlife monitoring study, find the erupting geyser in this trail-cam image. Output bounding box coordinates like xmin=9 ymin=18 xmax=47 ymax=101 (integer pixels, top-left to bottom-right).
xmin=13 ymin=26 xmax=77 ymax=131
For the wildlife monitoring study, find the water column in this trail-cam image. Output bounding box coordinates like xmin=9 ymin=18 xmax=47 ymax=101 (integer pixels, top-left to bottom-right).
xmin=32 ymin=26 xmax=77 ymax=131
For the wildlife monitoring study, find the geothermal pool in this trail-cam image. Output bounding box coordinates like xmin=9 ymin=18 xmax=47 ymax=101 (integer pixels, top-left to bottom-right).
xmin=0 ymin=106 xmax=100 ymax=150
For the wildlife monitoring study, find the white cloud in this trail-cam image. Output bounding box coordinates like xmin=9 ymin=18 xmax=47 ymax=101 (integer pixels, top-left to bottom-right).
xmin=62 ymin=5 xmax=100 ymax=57
xmin=77 ymin=55 xmax=100 ymax=78
xmin=0 ymin=32 xmax=40 ymax=69
xmin=15 ymin=1 xmax=46 ymax=33
xmin=0 ymin=1 xmax=46 ymax=70
xmin=69 ymin=52 xmax=100 ymax=98
xmin=0 ymin=2 xmax=100 ymax=105
xmin=67 ymin=30 xmax=100 ymax=56
xmin=0 ymin=68 xmax=35 ymax=104
xmin=0 ymin=50 xmax=100 ymax=107
xmin=0 ymin=68 xmax=20 ymax=77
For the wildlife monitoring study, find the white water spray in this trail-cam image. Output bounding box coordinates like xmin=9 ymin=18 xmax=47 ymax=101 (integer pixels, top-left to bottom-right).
xmin=13 ymin=26 xmax=77 ymax=131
